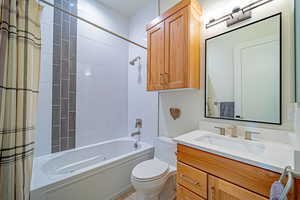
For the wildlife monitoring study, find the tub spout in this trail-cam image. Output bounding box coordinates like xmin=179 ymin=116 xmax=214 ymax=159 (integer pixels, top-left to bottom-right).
xmin=131 ymin=131 xmax=140 ymax=137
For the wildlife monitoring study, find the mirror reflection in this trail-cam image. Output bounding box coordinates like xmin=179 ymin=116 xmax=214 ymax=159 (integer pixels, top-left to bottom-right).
xmin=205 ymin=14 xmax=281 ymax=124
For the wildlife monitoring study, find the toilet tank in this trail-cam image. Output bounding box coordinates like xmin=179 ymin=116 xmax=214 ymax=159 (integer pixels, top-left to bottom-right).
xmin=154 ymin=137 xmax=177 ymax=167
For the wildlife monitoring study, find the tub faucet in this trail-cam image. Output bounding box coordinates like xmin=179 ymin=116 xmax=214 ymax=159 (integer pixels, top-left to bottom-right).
xmin=131 ymin=119 xmax=142 ymax=149
xmin=131 ymin=131 xmax=141 ymax=137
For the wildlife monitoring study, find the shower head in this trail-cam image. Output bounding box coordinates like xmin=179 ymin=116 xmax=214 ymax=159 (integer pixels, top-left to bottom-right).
xmin=129 ymin=56 xmax=141 ymax=66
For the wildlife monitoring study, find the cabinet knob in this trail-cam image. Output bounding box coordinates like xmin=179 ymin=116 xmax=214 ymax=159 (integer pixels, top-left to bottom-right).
xmin=164 ymin=73 xmax=169 ymax=84
xmin=160 ymin=74 xmax=164 ymax=84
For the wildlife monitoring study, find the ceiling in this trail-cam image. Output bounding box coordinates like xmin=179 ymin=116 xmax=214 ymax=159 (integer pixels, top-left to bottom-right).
xmin=97 ymin=0 xmax=150 ymax=17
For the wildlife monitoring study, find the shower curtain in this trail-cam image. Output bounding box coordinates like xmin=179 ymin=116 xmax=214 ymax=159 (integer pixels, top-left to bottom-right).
xmin=0 ymin=0 xmax=42 ymax=199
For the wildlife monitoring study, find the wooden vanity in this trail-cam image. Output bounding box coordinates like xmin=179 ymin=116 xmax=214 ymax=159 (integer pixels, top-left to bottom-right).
xmin=176 ymin=144 xmax=299 ymax=200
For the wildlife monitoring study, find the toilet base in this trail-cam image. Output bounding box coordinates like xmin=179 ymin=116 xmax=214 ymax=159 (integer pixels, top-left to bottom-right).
xmin=136 ymin=191 xmax=160 ymax=200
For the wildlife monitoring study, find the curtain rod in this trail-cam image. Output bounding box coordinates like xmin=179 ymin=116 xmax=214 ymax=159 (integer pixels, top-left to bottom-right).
xmin=39 ymin=0 xmax=147 ymax=50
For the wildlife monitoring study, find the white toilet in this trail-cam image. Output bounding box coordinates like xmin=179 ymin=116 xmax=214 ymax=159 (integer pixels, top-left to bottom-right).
xmin=131 ymin=137 xmax=176 ymax=200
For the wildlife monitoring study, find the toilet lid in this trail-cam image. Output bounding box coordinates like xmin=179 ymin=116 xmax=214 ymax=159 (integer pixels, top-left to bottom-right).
xmin=132 ymin=159 xmax=169 ymax=181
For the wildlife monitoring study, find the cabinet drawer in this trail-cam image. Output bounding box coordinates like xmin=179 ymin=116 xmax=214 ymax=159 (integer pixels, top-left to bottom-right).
xmin=177 ymin=162 xmax=207 ymax=199
xmin=177 ymin=185 xmax=205 ymax=200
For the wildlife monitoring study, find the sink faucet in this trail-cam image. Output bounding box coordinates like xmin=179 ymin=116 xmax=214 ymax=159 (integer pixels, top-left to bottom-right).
xmin=228 ymin=125 xmax=238 ymax=138
xmin=131 ymin=119 xmax=142 ymax=149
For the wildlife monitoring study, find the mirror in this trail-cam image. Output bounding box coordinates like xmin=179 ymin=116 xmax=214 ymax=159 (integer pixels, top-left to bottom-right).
xmin=296 ymin=0 xmax=300 ymax=102
xmin=205 ymin=14 xmax=282 ymax=124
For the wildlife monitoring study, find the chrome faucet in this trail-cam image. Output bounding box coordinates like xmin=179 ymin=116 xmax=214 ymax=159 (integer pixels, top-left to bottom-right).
xmin=131 ymin=119 xmax=142 ymax=149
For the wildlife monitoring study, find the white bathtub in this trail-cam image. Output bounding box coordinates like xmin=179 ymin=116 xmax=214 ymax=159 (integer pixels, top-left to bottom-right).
xmin=31 ymin=138 xmax=154 ymax=200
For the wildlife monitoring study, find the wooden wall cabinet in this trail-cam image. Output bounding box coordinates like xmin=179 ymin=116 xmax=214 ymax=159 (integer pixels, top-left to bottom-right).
xmin=176 ymin=144 xmax=299 ymax=200
xmin=146 ymin=0 xmax=202 ymax=91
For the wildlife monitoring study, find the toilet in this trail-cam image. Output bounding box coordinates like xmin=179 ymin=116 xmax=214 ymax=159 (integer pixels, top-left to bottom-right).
xmin=131 ymin=137 xmax=176 ymax=200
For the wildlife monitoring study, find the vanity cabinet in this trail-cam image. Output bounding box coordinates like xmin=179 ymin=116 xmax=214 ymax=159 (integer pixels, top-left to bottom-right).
xmin=146 ymin=0 xmax=202 ymax=91
xmin=176 ymin=144 xmax=298 ymax=200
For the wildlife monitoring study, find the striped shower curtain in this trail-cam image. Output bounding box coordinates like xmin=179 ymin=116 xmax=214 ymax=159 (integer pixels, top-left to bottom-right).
xmin=0 ymin=0 xmax=42 ymax=199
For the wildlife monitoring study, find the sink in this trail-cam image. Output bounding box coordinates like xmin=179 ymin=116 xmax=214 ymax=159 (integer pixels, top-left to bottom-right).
xmin=194 ymin=135 xmax=265 ymax=155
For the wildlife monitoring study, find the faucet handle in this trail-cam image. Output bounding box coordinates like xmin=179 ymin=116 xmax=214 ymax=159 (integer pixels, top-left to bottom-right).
xmin=135 ymin=119 xmax=142 ymax=128
xmin=228 ymin=126 xmax=238 ymax=138
xmin=215 ymin=127 xmax=226 ymax=136
xmin=244 ymin=131 xmax=260 ymax=140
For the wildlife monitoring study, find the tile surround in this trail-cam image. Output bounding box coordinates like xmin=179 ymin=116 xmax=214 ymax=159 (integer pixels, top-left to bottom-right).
xmin=51 ymin=0 xmax=78 ymax=153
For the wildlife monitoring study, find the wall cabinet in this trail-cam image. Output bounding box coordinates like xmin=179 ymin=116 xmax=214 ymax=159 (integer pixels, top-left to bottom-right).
xmin=176 ymin=144 xmax=299 ymax=200
xmin=146 ymin=0 xmax=202 ymax=91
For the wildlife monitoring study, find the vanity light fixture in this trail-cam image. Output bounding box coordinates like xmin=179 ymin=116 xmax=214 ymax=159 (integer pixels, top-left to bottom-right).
xmin=206 ymin=0 xmax=274 ymax=29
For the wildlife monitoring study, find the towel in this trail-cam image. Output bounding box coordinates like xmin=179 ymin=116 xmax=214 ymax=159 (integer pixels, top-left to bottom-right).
xmin=270 ymin=181 xmax=285 ymax=200
xmin=220 ymin=102 xmax=235 ymax=118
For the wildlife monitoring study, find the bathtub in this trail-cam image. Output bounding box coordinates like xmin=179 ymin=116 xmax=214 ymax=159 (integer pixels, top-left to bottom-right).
xmin=31 ymin=138 xmax=154 ymax=200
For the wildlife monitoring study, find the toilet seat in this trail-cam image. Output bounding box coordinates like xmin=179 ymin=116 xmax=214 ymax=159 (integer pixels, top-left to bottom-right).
xmin=132 ymin=159 xmax=169 ymax=182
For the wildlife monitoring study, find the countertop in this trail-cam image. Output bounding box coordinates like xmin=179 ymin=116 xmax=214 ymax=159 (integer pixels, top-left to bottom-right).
xmin=173 ymin=130 xmax=294 ymax=173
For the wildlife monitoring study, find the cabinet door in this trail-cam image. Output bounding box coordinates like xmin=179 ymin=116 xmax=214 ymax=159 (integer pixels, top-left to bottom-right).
xmin=208 ymin=176 xmax=268 ymax=200
xmin=147 ymin=22 xmax=165 ymax=91
xmin=165 ymin=7 xmax=188 ymax=89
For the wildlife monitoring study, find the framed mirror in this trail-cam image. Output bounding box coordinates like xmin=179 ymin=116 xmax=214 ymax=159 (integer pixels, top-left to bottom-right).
xmin=205 ymin=13 xmax=282 ymax=125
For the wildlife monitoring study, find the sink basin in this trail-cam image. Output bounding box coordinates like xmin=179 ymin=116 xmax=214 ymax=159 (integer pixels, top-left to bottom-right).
xmin=194 ymin=135 xmax=265 ymax=155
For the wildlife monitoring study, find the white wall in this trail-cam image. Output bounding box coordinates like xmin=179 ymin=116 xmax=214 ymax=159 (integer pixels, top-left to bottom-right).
xmin=158 ymin=0 xmax=296 ymax=138
xmin=159 ymin=90 xmax=201 ymax=138
xmin=76 ymin=0 xmax=130 ymax=147
xmin=128 ymin=1 xmax=159 ymax=145
xmin=35 ymin=0 xmax=54 ymax=157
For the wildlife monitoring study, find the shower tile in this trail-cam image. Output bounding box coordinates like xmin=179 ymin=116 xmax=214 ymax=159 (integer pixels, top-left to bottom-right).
xmin=62 ymin=21 xmax=70 ymax=41
xmin=70 ymin=5 xmax=77 ymax=15
xmin=69 ymin=135 xmax=75 ymax=148
xmin=70 ymin=17 xmax=77 ymax=26
xmin=69 ymin=112 xmax=76 ymax=130
xmin=61 ymin=80 xmax=69 ymax=99
xmin=69 ymin=93 xmax=76 ymax=111
xmin=61 ymin=137 xmax=69 ymax=151
xmin=52 ymin=0 xmax=77 ymax=153
xmin=52 ymin=126 xmax=60 ymax=146
xmin=54 ymin=0 xmax=62 ymax=7
xmin=63 ymin=0 xmax=70 ymax=10
xmin=61 ymin=99 xmax=69 ymax=119
xmin=53 ymin=44 xmax=61 ymax=65
xmin=70 ymin=75 xmax=76 ymax=92
xmin=53 ymin=24 xmax=62 ymax=46
xmin=61 ymin=60 xmax=69 ymax=80
xmin=70 ymin=22 xmax=77 ymax=37
xmin=62 ymin=40 xmax=69 ymax=60
xmin=54 ymin=9 xmax=62 ymax=25
xmin=70 ymin=59 xmax=76 ymax=74
xmin=61 ymin=119 xmax=68 ymax=138
xmin=52 ymin=85 xmax=61 ymax=105
xmin=70 ymin=36 xmax=77 ymax=59
xmin=52 ymin=145 xmax=60 ymax=153
xmin=53 ymin=64 xmax=61 ymax=85
xmin=63 ymin=13 xmax=70 ymax=23
xmin=52 ymin=106 xmax=60 ymax=126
